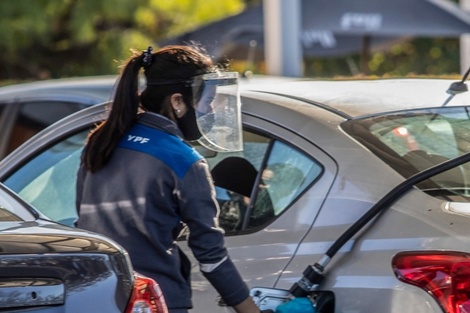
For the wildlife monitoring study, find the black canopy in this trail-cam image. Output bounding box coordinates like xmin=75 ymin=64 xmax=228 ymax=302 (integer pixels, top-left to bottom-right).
xmin=159 ymin=4 xmax=398 ymax=60
xmin=302 ymin=0 xmax=470 ymax=37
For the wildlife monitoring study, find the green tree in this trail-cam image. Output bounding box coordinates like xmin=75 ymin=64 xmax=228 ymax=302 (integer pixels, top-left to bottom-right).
xmin=304 ymin=37 xmax=461 ymax=78
xmin=0 ymin=0 xmax=463 ymax=80
xmin=0 ymin=0 xmax=245 ymax=80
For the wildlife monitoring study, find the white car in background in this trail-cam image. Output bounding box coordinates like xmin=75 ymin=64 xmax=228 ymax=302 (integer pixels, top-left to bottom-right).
xmin=1 ymin=76 xmax=470 ymax=313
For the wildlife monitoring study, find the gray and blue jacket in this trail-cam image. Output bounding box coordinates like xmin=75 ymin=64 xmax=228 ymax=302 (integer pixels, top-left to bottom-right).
xmin=76 ymin=112 xmax=249 ymax=309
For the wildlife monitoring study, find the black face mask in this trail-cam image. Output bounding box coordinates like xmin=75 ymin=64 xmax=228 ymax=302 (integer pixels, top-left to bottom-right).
xmin=176 ymin=106 xmax=202 ymax=141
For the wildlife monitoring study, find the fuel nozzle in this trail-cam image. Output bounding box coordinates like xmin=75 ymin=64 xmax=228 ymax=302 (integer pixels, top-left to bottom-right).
xmin=289 ymin=261 xmax=326 ymax=297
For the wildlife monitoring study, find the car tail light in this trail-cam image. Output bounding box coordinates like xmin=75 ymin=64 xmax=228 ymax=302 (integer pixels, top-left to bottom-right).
xmin=392 ymin=251 xmax=470 ymax=313
xmin=125 ymin=272 xmax=168 ymax=313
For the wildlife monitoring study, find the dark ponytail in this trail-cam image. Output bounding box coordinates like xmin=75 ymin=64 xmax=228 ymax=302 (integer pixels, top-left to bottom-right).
xmin=83 ymin=45 xmax=216 ymax=172
xmin=83 ymin=52 xmax=144 ymax=172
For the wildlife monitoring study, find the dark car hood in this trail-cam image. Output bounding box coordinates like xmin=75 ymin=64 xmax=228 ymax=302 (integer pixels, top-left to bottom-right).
xmin=0 ymin=219 xmax=123 ymax=255
xmin=0 ymin=219 xmax=134 ymax=312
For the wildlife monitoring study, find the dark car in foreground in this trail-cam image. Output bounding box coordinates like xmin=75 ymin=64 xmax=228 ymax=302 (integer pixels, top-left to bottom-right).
xmin=0 ymin=76 xmax=116 ymax=159
xmin=0 ymin=182 xmax=167 ymax=312
xmin=3 ymin=76 xmax=470 ymax=312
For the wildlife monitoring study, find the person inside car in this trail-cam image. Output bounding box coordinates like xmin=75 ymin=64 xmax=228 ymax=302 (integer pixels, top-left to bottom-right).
xmin=75 ymin=45 xmax=260 ymax=313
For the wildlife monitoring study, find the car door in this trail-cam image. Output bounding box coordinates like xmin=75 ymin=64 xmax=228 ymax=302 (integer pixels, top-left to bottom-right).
xmin=0 ymin=104 xmax=105 ymax=225
xmin=185 ymin=113 xmax=337 ymax=312
xmin=0 ymin=101 xmax=338 ymax=313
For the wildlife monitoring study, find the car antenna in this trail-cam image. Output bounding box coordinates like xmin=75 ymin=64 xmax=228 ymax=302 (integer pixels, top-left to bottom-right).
xmin=442 ymin=66 xmax=470 ymax=106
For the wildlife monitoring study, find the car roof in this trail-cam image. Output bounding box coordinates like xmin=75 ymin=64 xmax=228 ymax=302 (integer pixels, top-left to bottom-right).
xmin=242 ymin=77 xmax=470 ymax=119
xmin=2 ymin=75 xmax=468 ymax=119
xmin=0 ymin=75 xmax=117 ymax=104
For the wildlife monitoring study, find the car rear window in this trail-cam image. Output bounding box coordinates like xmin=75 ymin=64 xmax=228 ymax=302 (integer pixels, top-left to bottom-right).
xmin=0 ymin=206 xmax=22 ymax=221
xmin=0 ymin=185 xmax=36 ymax=221
xmin=341 ymin=106 xmax=470 ymax=200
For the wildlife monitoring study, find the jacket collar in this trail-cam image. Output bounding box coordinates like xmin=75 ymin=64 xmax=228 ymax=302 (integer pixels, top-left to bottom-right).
xmin=136 ymin=112 xmax=184 ymax=139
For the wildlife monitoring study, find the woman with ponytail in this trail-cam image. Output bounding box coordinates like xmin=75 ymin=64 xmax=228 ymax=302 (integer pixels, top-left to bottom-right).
xmin=75 ymin=45 xmax=260 ymax=313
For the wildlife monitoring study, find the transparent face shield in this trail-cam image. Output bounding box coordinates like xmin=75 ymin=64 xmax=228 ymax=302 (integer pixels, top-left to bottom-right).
xmin=191 ymin=72 xmax=243 ymax=152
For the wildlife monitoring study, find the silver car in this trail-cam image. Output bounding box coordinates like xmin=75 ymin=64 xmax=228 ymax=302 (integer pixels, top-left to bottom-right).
xmin=1 ymin=77 xmax=470 ymax=313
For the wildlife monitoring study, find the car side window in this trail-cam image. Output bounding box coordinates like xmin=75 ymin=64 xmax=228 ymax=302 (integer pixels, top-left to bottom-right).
xmin=3 ymin=128 xmax=322 ymax=231
xmin=3 ymin=131 xmax=88 ymax=226
xmin=250 ymin=141 xmax=322 ymax=226
xmin=206 ymin=131 xmax=323 ymax=233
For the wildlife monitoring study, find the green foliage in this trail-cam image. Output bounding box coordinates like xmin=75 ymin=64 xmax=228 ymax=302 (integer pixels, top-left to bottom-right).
xmin=0 ymin=0 xmax=245 ymax=80
xmin=150 ymin=0 xmax=244 ymax=37
xmin=0 ymin=0 xmax=463 ymax=80
xmin=304 ymin=38 xmax=461 ymax=78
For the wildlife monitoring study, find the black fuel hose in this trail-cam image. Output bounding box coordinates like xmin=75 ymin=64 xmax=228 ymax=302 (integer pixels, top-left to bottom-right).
xmin=326 ymin=150 xmax=470 ymax=258
xmin=290 ymin=150 xmax=470 ymax=297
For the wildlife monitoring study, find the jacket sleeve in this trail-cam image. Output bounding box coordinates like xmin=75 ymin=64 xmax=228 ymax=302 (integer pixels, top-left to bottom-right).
xmin=177 ymin=159 xmax=250 ymax=306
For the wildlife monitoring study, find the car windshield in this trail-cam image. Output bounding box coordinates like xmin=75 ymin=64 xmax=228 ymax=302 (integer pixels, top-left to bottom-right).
xmin=341 ymin=106 xmax=470 ymax=200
